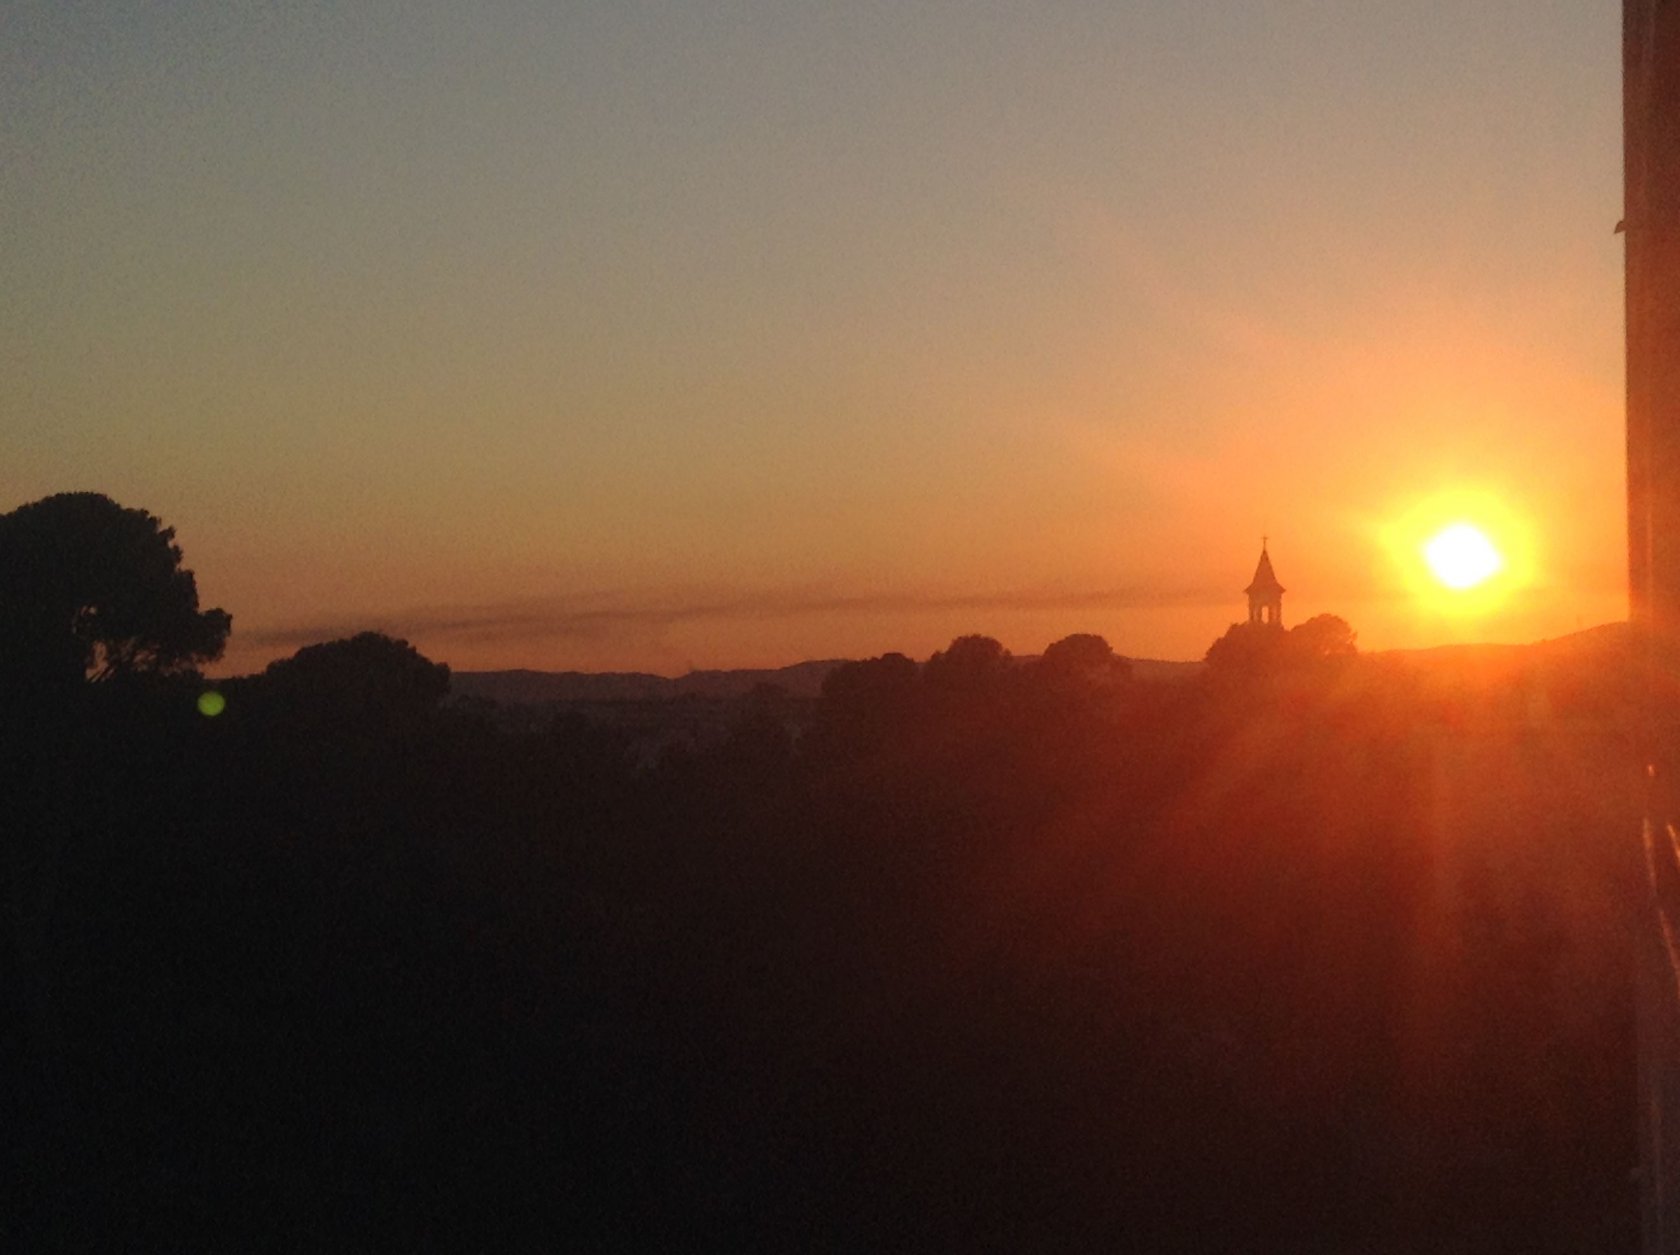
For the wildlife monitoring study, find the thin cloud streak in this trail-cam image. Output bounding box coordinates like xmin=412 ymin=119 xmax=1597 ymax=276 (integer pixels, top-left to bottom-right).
xmin=243 ymin=584 xmax=1231 ymax=652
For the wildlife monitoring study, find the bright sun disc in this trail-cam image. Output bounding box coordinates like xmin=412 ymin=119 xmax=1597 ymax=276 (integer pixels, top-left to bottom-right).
xmin=1423 ymin=523 xmax=1503 ymax=590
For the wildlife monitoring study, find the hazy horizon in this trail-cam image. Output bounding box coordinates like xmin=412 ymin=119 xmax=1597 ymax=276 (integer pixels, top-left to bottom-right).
xmin=216 ymin=602 xmax=1627 ymax=681
xmin=6 ymin=3 xmax=1628 ymax=675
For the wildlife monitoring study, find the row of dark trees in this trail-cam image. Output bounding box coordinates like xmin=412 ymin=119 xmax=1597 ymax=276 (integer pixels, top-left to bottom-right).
xmin=0 ymin=494 xmax=1640 ymax=1250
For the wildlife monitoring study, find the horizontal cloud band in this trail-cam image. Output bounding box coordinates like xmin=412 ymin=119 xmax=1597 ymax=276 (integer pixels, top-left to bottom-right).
xmin=245 ymin=585 xmax=1230 ymax=650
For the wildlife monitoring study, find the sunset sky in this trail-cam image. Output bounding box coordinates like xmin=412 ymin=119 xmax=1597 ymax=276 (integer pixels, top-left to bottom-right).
xmin=3 ymin=2 xmax=1627 ymax=675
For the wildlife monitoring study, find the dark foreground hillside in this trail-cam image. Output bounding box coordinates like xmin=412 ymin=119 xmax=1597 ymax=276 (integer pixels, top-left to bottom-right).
xmin=0 ymin=638 xmax=1640 ymax=1251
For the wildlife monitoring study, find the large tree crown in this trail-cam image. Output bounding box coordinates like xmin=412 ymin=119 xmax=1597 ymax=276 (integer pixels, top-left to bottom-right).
xmin=0 ymin=492 xmax=231 ymax=689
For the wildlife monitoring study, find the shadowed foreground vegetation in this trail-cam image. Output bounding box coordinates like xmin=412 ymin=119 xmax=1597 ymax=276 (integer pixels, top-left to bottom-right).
xmin=1 ymin=623 xmax=1640 ymax=1251
xmin=0 ymin=489 xmax=1642 ymax=1251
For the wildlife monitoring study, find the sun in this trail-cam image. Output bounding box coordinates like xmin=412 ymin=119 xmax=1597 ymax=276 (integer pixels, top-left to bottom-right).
xmin=1378 ymin=489 xmax=1533 ymax=623
xmin=1423 ymin=522 xmax=1504 ymax=591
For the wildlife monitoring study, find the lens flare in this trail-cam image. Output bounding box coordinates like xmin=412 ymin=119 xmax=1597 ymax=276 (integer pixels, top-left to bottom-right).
xmin=197 ymin=689 xmax=226 ymax=717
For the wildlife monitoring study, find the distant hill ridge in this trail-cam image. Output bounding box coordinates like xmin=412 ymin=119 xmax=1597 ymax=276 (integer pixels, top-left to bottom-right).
xmin=453 ymin=654 xmax=1206 ymax=705
xmin=450 ymin=623 xmax=1630 ymax=706
xmin=1365 ymin=621 xmax=1629 ymax=673
xmin=451 ymin=659 xmax=850 ymax=704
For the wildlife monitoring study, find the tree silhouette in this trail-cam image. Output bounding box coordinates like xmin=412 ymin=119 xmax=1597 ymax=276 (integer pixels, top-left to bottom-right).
xmin=923 ymin=634 xmax=1011 ymax=693
xmin=1288 ymin=613 xmax=1357 ymax=660
xmin=0 ymin=492 xmax=230 ymax=698
xmin=0 ymin=495 xmax=228 ymax=1163
xmin=1204 ymin=621 xmax=1288 ymax=675
xmin=1204 ymin=614 xmax=1357 ymax=677
xmin=815 ymin=652 xmax=922 ymax=754
xmin=254 ymin=631 xmax=450 ymax=731
xmin=821 ymin=652 xmax=920 ymax=709
xmin=1039 ymin=633 xmax=1132 ymax=690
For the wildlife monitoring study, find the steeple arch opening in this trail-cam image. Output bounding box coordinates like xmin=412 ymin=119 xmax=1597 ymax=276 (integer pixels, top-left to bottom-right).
xmin=1245 ymin=540 xmax=1285 ymax=628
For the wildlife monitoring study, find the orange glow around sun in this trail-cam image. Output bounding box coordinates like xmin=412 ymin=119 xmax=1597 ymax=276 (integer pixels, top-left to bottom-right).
xmin=1380 ymin=489 xmax=1536 ymax=621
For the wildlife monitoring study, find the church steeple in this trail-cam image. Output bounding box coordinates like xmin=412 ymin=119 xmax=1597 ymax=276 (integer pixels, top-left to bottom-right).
xmin=1245 ymin=539 xmax=1284 ymax=628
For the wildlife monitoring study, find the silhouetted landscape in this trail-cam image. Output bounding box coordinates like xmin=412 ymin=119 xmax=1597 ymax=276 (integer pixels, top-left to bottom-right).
xmin=12 ymin=0 xmax=1673 ymax=1243
xmin=0 ymin=494 xmax=1641 ymax=1251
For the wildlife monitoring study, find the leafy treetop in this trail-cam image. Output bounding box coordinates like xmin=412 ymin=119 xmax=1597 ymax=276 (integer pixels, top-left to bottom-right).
xmin=0 ymin=492 xmax=230 ymax=696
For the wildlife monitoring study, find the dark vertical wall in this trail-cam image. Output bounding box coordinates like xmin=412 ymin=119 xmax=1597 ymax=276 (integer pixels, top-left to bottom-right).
xmin=1627 ymin=4 xmax=1680 ymax=626
xmin=1627 ymin=4 xmax=1680 ymax=1251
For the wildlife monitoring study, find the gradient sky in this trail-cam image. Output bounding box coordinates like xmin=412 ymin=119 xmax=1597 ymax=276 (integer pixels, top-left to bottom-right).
xmin=3 ymin=1 xmax=1627 ymax=674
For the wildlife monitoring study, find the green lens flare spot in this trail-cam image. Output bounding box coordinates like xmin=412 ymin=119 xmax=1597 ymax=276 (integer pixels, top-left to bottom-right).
xmin=197 ymin=690 xmax=226 ymax=718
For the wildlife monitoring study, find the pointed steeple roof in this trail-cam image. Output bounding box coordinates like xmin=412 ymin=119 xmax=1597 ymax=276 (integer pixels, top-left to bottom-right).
xmin=1245 ymin=542 xmax=1284 ymax=596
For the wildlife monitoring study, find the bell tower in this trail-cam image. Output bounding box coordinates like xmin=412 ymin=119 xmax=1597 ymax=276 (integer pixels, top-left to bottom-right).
xmin=1245 ymin=540 xmax=1284 ymax=628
